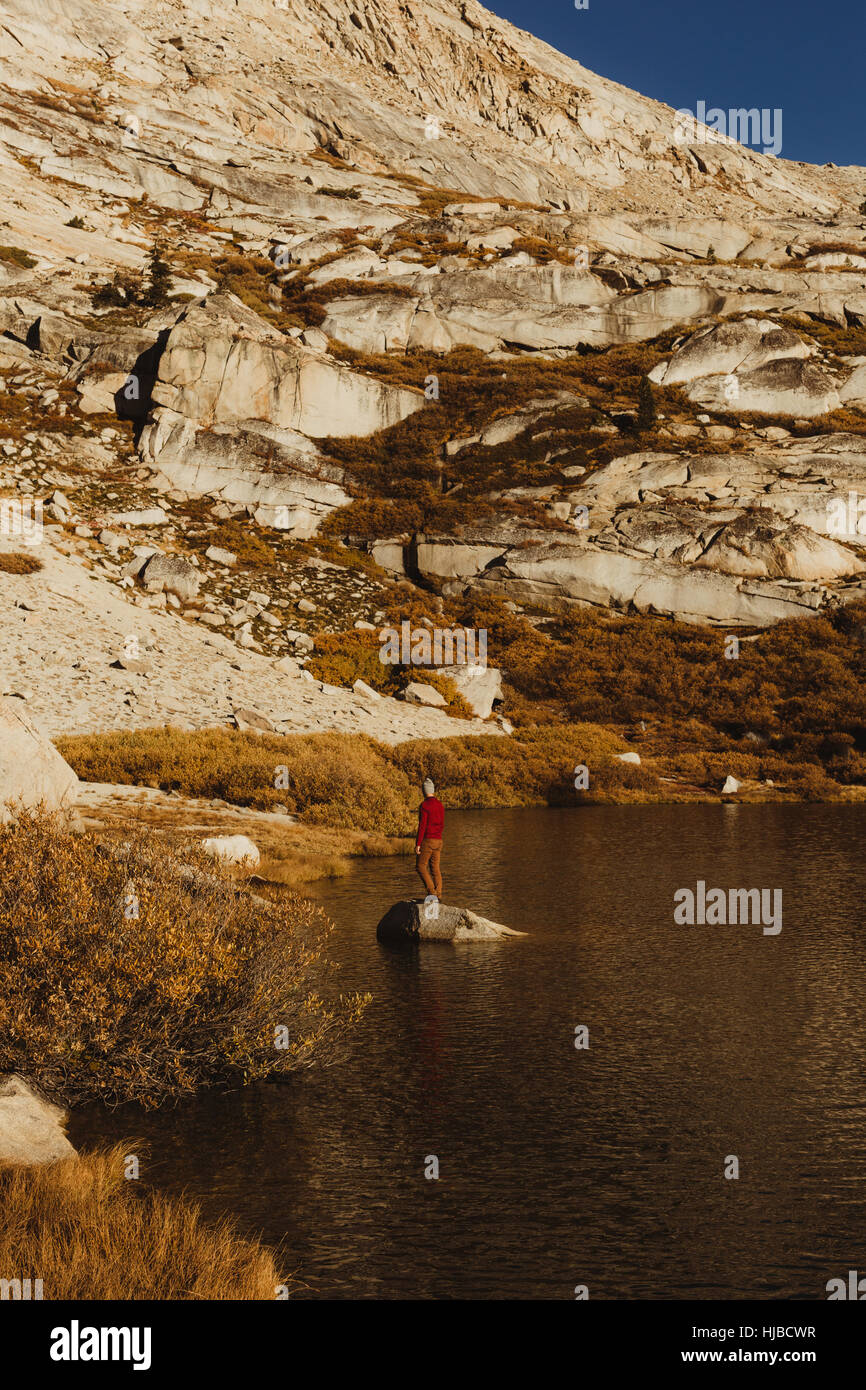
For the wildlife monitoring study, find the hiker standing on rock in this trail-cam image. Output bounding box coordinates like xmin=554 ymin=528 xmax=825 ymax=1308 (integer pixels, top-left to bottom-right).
xmin=415 ymin=777 xmax=444 ymax=902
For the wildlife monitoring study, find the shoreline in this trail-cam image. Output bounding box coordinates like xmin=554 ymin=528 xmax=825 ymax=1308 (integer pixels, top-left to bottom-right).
xmin=67 ymin=724 xmax=866 ymax=887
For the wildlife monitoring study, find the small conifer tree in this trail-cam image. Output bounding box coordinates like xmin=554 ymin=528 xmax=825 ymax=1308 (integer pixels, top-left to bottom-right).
xmin=637 ymin=375 xmax=656 ymax=433
xmin=141 ymin=241 xmax=172 ymax=307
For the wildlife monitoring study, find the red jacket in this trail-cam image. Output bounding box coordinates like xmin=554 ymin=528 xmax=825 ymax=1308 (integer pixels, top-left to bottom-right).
xmin=416 ymin=796 xmax=444 ymax=847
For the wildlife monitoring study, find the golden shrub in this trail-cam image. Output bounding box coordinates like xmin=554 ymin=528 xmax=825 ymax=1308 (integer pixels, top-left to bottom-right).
xmin=309 ymin=628 xmax=403 ymax=695
xmin=0 ymin=551 xmax=43 ymax=574
xmin=0 ymin=813 xmax=368 ymax=1107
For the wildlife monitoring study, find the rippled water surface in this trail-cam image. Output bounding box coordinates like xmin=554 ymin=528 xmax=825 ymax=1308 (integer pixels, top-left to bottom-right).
xmin=72 ymin=805 xmax=866 ymax=1299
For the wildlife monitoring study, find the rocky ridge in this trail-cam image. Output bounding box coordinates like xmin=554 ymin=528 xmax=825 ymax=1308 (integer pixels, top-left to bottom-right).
xmin=1 ymin=0 xmax=866 ymax=728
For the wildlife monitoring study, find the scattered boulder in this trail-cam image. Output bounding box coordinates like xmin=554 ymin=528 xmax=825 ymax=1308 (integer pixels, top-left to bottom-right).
xmin=0 ymin=1074 xmax=76 ymax=1166
xmin=201 ymin=834 xmax=261 ymax=867
xmin=0 ymin=698 xmax=78 ymax=825
xmin=111 ymin=507 xmax=169 ymax=527
xmin=402 ymin=681 xmax=448 ymax=708
xmin=112 ymin=652 xmax=152 ymax=674
xmin=722 ymin=775 xmax=741 ymax=795
xmin=77 ymin=371 xmax=128 ymax=415
xmin=206 ymin=545 xmax=237 ymax=567
xmin=232 ymin=706 xmax=276 ymax=733
xmin=139 ymin=553 xmax=200 ymax=603
xmin=122 ymin=549 xmax=158 ymax=580
xmin=299 ymin=326 xmax=329 ymax=351
xmin=438 ymin=663 xmax=502 ymax=718
xmin=376 ymin=900 xmax=525 ymax=942
xmin=44 ymin=488 xmax=72 ymax=521
xmin=275 ymin=655 xmax=303 ymax=677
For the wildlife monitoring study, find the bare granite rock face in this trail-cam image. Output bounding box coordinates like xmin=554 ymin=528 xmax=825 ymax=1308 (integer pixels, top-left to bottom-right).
xmin=376 ymin=900 xmax=525 ymax=942
xmin=380 ymin=275 xmax=725 ymax=353
xmin=397 ymin=430 xmax=866 ymax=625
xmin=145 ymin=295 xmax=424 ymax=439
xmin=650 ymin=319 xmax=813 ymax=388
xmin=136 ymin=294 xmax=421 ymax=533
xmin=0 ymin=0 xmax=853 ymax=228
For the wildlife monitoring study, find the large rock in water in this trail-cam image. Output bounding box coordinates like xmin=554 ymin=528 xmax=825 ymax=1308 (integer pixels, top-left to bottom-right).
xmin=376 ymin=899 xmax=524 ymax=942
xmin=0 ymin=1075 xmax=76 ymax=1166
xmin=0 ymin=698 xmax=79 ymax=825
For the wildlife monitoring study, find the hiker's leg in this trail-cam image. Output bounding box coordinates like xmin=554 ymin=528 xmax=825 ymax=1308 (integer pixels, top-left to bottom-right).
xmin=416 ymin=841 xmax=436 ymax=896
xmin=429 ymin=844 xmax=443 ymax=899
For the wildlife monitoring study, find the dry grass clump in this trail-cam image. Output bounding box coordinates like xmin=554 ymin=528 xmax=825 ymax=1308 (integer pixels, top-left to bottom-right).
xmin=318 ymin=334 xmax=693 ymax=539
xmin=215 ymin=252 xmax=280 ymax=318
xmin=652 ymin=748 xmax=839 ymax=800
xmin=0 ymin=386 xmax=84 ymax=439
xmin=59 ymin=579 xmax=866 ymax=799
xmin=211 ymin=245 xmax=413 ymax=332
xmin=773 ymin=313 xmax=866 ymax=360
xmin=0 ymin=812 xmax=367 ymax=1107
xmin=488 ymin=599 xmax=866 ymax=742
xmin=0 ymin=1144 xmax=286 ymax=1299
xmin=278 ymin=275 xmax=416 ymax=332
xmin=69 ymin=784 xmax=406 ymax=888
xmin=384 ymin=230 xmax=469 ymax=266
xmin=390 ymin=175 xmax=511 ymax=217
xmin=0 ymin=551 xmax=43 ymax=574
xmin=509 ymin=235 xmax=573 ymax=265
xmin=256 ymin=829 xmax=405 ymax=888
xmin=409 ymin=671 xmax=475 ymax=718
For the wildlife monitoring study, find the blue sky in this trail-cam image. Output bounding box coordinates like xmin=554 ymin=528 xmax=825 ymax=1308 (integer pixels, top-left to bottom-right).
xmin=488 ymin=0 xmax=865 ymax=169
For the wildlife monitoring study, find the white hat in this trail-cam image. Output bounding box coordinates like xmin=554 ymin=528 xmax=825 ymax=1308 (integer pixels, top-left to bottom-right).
xmin=422 ymin=777 xmax=435 ymax=796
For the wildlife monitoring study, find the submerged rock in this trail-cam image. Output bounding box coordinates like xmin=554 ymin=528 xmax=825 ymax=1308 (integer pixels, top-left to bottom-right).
xmin=376 ymin=899 xmax=524 ymax=942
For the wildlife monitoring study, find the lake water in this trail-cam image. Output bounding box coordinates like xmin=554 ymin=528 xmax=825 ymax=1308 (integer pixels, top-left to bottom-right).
xmin=71 ymin=805 xmax=866 ymax=1300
